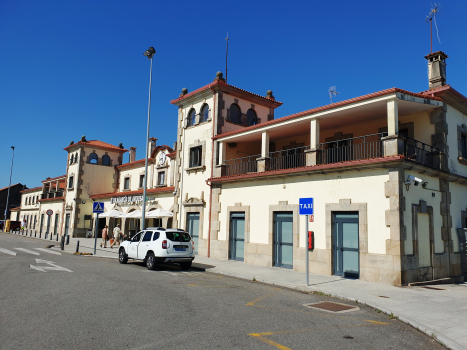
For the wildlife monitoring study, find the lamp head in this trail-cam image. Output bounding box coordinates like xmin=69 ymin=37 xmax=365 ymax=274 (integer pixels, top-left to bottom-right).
xmin=143 ymin=47 xmax=156 ymax=59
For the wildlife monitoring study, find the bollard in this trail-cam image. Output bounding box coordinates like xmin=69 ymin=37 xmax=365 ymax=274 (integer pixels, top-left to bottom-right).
xmin=76 ymin=240 xmax=80 ymax=253
xmin=39 ymin=232 xmax=41 ymax=239
xmin=66 ymin=235 xmax=70 ymax=245
xmin=60 ymin=236 xmax=65 ymax=250
xmin=35 ymin=231 xmax=37 ymax=237
xmin=56 ymin=234 xmax=58 ymax=242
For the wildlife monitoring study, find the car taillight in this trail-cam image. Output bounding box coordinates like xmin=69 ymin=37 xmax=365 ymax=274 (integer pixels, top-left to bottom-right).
xmin=192 ymin=240 xmax=195 ymax=251
xmin=162 ymin=240 xmax=167 ymax=249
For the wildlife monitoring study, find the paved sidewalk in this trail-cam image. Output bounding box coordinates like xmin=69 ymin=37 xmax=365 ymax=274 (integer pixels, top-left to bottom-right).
xmin=6 ymin=231 xmax=467 ymax=350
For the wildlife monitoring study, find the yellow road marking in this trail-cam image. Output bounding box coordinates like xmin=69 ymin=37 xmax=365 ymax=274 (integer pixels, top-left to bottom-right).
xmin=364 ymin=320 xmax=390 ymax=325
xmin=246 ymin=288 xmax=281 ymax=306
xmin=249 ymin=333 xmax=292 ymax=350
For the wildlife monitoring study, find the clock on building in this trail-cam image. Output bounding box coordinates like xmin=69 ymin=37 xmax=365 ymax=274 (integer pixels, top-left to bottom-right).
xmin=159 ymin=153 xmax=166 ymax=165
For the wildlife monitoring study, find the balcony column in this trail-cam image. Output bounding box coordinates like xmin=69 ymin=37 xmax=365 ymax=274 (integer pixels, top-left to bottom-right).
xmin=257 ymin=131 xmax=271 ymax=172
xmin=305 ymin=118 xmax=321 ymax=166
xmin=383 ymin=99 xmax=403 ymax=157
xmin=214 ymin=141 xmax=227 ymax=177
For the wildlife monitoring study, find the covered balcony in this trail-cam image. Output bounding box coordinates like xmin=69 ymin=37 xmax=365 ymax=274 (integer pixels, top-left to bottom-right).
xmin=214 ymin=89 xmax=444 ymax=178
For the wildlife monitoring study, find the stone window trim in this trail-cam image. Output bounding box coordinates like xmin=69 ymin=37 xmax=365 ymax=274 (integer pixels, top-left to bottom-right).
xmin=226 ymin=203 xmax=250 ymax=245
xmin=138 ymin=173 xmax=145 ymax=190
xmin=186 ymin=140 xmax=206 ymax=173
xmin=457 ymin=124 xmax=467 ymax=165
xmin=68 ymin=174 xmax=75 ymax=190
xmin=200 ymin=103 xmax=212 ymax=123
xmin=123 ymin=176 xmax=131 ymax=191
xmin=85 ymin=150 xmax=113 ymax=166
xmin=182 ymin=198 xmax=205 ymax=249
xmin=156 ymin=170 xmax=167 ymax=187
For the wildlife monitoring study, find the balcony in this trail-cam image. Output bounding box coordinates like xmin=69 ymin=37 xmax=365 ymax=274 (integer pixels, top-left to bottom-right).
xmin=41 ymin=191 xmax=64 ymax=199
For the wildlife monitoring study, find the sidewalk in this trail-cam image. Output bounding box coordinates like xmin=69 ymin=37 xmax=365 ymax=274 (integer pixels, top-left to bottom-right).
xmin=7 ymin=231 xmax=467 ymax=350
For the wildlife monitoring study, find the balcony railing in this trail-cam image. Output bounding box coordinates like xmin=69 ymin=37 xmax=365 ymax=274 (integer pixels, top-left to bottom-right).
xmin=225 ymin=154 xmax=260 ymax=176
xmin=318 ymin=133 xmax=385 ymax=165
xmin=41 ymin=191 xmax=64 ymax=199
xmin=402 ymin=137 xmax=440 ymax=169
xmin=269 ymin=145 xmax=309 ymax=171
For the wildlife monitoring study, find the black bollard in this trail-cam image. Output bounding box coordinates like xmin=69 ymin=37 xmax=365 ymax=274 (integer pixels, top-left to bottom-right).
xmin=76 ymin=240 xmax=80 ymax=253
xmin=35 ymin=231 xmax=37 ymax=237
xmin=56 ymin=234 xmax=58 ymax=241
xmin=61 ymin=236 xmax=65 ymax=250
xmin=66 ymin=235 xmax=70 ymax=245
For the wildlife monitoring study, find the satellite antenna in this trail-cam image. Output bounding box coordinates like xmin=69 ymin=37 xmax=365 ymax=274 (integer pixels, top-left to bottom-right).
xmin=225 ymin=32 xmax=229 ymax=84
xmin=426 ymin=3 xmax=441 ymax=53
xmin=328 ymin=86 xmax=339 ymax=104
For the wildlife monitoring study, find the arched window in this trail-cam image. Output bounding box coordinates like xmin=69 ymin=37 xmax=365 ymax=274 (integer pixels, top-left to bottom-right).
xmin=229 ymin=104 xmax=241 ymax=124
xmin=201 ymin=104 xmax=209 ymax=122
xmin=89 ymin=153 xmax=98 ymax=164
xmin=187 ymin=109 xmax=196 ymax=127
xmin=102 ymin=154 xmax=110 ymax=166
xmin=247 ymin=109 xmax=257 ymax=126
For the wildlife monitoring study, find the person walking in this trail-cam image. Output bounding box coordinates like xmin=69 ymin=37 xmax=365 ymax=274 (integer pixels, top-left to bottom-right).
xmin=100 ymin=225 xmax=108 ymax=248
xmin=110 ymin=224 xmax=121 ymax=249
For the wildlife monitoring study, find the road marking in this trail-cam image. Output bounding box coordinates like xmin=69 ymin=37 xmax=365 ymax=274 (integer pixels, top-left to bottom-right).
xmin=15 ymin=248 xmax=40 ymax=255
xmin=364 ymin=320 xmax=390 ymax=325
xmin=246 ymin=288 xmax=281 ymax=306
xmin=34 ymin=248 xmax=62 ymax=255
xmin=248 ymin=333 xmax=292 ymax=350
xmin=29 ymin=258 xmax=73 ymax=272
xmin=0 ymin=248 xmax=17 ymax=256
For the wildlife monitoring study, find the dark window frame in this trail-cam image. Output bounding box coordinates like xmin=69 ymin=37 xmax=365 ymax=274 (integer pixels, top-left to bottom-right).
xmin=202 ymin=104 xmax=209 ymax=122
xmin=68 ymin=176 xmax=74 ymax=189
xmin=89 ymin=153 xmax=98 ymax=164
xmin=229 ymin=103 xmax=241 ymax=124
xmin=139 ymin=174 xmax=145 ymax=188
xmin=102 ymin=154 xmax=111 ymax=166
xmin=189 ymin=146 xmax=202 ymax=168
xmin=124 ymin=177 xmax=130 ymax=190
xmin=247 ymin=109 xmax=257 ymax=126
xmin=188 ymin=109 xmax=196 ymax=127
xmin=157 ymin=171 xmax=165 ymax=186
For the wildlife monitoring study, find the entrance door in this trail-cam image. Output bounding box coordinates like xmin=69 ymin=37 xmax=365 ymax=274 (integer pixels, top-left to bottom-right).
xmin=333 ymin=213 xmax=359 ymax=278
xmin=65 ymin=214 xmax=70 ymax=238
xmin=186 ymin=213 xmax=200 ymax=254
xmin=273 ymin=212 xmax=293 ymax=269
xmin=230 ymin=212 xmax=245 ymax=261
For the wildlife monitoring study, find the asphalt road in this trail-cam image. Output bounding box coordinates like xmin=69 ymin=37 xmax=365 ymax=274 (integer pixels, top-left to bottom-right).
xmin=0 ymin=233 xmax=445 ymax=350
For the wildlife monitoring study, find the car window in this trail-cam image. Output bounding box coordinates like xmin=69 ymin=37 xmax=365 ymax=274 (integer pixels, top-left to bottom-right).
xmin=142 ymin=231 xmax=152 ymax=242
xmin=166 ymin=231 xmax=191 ymax=242
xmin=152 ymin=232 xmax=160 ymax=241
xmin=131 ymin=232 xmax=143 ymax=242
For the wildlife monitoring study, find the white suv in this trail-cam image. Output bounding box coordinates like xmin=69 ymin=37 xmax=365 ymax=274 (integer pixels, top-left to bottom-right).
xmin=118 ymin=228 xmax=195 ymax=270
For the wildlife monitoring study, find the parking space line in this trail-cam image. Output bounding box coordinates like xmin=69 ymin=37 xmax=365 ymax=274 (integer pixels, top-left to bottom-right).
xmin=248 ymin=333 xmax=292 ymax=350
xmin=246 ymin=288 xmax=281 ymax=306
xmin=364 ymin=320 xmax=390 ymax=325
xmin=34 ymin=248 xmax=61 ymax=255
xmin=14 ymin=248 xmax=40 ymax=255
xmin=0 ymin=248 xmax=17 ymax=256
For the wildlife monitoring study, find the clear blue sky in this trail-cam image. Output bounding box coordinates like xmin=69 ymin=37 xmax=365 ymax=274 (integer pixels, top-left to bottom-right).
xmin=1 ymin=0 xmax=466 ymax=189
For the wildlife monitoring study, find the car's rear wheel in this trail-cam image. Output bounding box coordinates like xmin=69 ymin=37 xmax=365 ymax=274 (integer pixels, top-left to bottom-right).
xmin=146 ymin=252 xmax=157 ymax=270
xmin=180 ymin=261 xmax=192 ymax=270
xmin=119 ymin=248 xmax=128 ymax=264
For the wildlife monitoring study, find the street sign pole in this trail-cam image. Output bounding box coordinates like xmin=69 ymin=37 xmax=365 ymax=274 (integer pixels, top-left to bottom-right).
xmin=94 ymin=213 xmax=99 ymax=256
xmin=92 ymin=202 xmax=104 ymax=255
xmin=306 ymin=214 xmax=309 ymax=286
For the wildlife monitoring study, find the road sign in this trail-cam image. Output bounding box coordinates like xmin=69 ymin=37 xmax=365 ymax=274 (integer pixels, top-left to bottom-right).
xmin=299 ymin=198 xmax=313 ymax=215
xmin=93 ymin=202 xmax=104 ymax=213
xmin=46 ymin=209 xmax=53 ymax=216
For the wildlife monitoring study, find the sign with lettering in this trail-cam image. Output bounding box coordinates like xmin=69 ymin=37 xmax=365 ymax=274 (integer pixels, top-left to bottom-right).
xmin=299 ymin=198 xmax=313 ymax=216
xmin=110 ymin=196 xmax=151 ymax=204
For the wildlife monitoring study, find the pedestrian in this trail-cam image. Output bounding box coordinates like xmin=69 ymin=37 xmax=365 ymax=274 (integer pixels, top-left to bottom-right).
xmin=110 ymin=224 xmax=121 ymax=249
xmin=100 ymin=225 xmax=108 ymax=248
xmin=21 ymin=220 xmax=26 ymax=232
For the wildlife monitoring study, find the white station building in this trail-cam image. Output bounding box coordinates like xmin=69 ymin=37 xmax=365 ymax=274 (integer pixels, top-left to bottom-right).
xmin=15 ymin=51 xmax=467 ymax=286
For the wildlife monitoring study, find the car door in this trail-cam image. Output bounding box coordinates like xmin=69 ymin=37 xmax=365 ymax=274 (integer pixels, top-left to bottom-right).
xmin=137 ymin=231 xmax=153 ymax=260
xmin=127 ymin=231 xmax=143 ymax=259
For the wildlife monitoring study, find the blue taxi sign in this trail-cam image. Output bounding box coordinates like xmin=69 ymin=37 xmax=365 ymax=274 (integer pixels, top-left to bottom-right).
xmin=299 ymin=198 xmax=313 ymax=215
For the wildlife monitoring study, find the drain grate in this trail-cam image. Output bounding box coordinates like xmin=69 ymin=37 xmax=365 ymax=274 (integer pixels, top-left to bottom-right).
xmin=422 ymin=286 xmax=445 ymax=291
xmin=304 ymin=301 xmax=359 ymax=313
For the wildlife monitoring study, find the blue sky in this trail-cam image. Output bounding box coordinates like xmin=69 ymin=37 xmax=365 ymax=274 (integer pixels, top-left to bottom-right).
xmin=1 ymin=0 xmax=466 ymax=188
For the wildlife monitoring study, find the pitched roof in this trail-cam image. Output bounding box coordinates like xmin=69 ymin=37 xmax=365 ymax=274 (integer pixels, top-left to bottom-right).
xmin=0 ymin=183 xmax=22 ymax=192
xmin=420 ymin=84 xmax=467 ymax=108
xmin=116 ymin=158 xmax=153 ymax=170
xmin=20 ymin=186 xmax=42 ymax=193
xmin=90 ymin=186 xmax=175 ymax=199
xmin=151 ymin=145 xmax=173 ymax=158
xmin=213 ymin=87 xmax=443 ymax=140
xmin=64 ymin=140 xmax=128 ymax=152
xmin=42 ymin=175 xmax=66 ymax=183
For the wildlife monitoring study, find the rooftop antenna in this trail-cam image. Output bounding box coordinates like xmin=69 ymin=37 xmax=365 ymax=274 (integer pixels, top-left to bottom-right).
xmin=225 ymin=32 xmax=229 ymax=84
xmin=426 ymin=3 xmax=441 ymax=53
xmin=328 ymin=86 xmax=339 ymax=104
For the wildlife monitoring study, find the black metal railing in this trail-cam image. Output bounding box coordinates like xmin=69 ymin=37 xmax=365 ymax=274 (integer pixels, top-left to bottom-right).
xmin=268 ymin=145 xmax=309 ymax=171
xmin=318 ymin=133 xmax=385 ymax=165
xmin=402 ymin=137 xmax=440 ymax=169
xmin=225 ymin=154 xmax=260 ymax=176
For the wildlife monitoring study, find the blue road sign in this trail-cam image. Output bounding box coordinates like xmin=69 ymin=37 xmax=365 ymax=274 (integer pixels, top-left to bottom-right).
xmin=93 ymin=202 xmax=104 ymax=213
xmin=299 ymin=198 xmax=313 ymax=215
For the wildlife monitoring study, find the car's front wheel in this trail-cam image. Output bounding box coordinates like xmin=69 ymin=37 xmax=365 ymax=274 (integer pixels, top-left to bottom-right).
xmin=146 ymin=252 xmax=157 ymax=270
xmin=119 ymin=248 xmax=128 ymax=264
xmin=180 ymin=261 xmax=192 ymax=270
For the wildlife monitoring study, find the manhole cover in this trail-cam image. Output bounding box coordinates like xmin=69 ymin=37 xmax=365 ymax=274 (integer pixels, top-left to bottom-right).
xmin=303 ymin=301 xmax=359 ymax=313
xmin=422 ymin=286 xmax=445 ymax=291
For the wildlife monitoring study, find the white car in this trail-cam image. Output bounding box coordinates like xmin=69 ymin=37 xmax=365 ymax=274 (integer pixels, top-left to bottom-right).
xmin=118 ymin=228 xmax=195 ymax=270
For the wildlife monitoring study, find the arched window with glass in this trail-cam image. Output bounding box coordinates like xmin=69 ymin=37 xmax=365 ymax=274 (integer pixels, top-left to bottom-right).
xmin=187 ymin=109 xmax=196 ymax=127
xmin=89 ymin=153 xmax=98 ymax=164
xmin=247 ymin=109 xmax=257 ymax=126
xmin=201 ymin=104 xmax=209 ymax=122
xmin=102 ymin=154 xmax=110 ymax=166
xmin=229 ymin=104 xmax=241 ymax=124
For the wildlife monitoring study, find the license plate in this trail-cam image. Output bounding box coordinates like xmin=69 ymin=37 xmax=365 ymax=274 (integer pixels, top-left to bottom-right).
xmin=174 ymin=248 xmax=186 ymax=251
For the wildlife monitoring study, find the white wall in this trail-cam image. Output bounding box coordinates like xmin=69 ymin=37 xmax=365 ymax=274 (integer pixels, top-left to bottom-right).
xmin=450 ymin=182 xmax=467 ymax=252
xmin=446 ymin=105 xmax=467 ymax=177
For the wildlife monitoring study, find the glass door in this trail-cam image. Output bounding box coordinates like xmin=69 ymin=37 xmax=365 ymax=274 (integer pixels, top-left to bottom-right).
xmin=273 ymin=212 xmax=293 ymax=269
xmin=333 ymin=213 xmax=359 ymax=278
xmin=230 ymin=212 xmax=245 ymax=261
xmin=186 ymin=213 xmax=200 ymax=254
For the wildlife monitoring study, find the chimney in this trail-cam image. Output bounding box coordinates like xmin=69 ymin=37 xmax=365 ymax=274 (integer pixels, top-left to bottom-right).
xmin=148 ymin=137 xmax=158 ymax=158
xmin=425 ymin=51 xmax=448 ymax=90
xmin=129 ymin=147 xmax=136 ymax=163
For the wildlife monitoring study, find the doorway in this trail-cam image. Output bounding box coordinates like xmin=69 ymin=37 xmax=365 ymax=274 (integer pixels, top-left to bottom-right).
xmin=333 ymin=212 xmax=359 ymax=278
xmin=229 ymin=212 xmax=245 ymax=261
xmin=273 ymin=212 xmax=293 ymax=269
xmin=65 ymin=214 xmax=70 ymax=238
xmin=186 ymin=212 xmax=200 ymax=254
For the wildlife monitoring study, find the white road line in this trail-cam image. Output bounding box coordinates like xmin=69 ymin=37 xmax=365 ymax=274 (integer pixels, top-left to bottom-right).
xmin=34 ymin=248 xmax=62 ymax=255
xmin=14 ymin=248 xmax=40 ymax=255
xmin=0 ymin=248 xmax=17 ymax=256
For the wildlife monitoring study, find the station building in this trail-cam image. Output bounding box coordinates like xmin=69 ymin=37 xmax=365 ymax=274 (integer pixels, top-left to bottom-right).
xmin=15 ymin=51 xmax=467 ymax=285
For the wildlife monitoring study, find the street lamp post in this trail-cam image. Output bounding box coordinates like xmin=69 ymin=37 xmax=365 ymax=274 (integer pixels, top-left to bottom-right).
xmin=141 ymin=47 xmax=156 ymax=231
xmin=4 ymin=146 xmax=15 ymax=221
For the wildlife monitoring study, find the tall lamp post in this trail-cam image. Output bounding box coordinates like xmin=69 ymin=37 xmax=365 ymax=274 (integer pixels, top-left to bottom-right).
xmin=4 ymin=146 xmax=15 ymax=221
xmin=141 ymin=46 xmax=156 ymax=230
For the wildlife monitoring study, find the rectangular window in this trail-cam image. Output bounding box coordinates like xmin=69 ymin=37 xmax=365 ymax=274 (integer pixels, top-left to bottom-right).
xmin=462 ymin=134 xmax=467 ymax=158
xmin=24 ymin=197 xmax=27 ymax=205
xmin=36 ymin=196 xmax=38 ymax=203
xmin=189 ymin=146 xmax=202 ymax=168
xmin=139 ymin=175 xmax=145 ymax=188
xmin=124 ymin=177 xmax=130 ymax=190
xmin=68 ymin=176 xmax=74 ymax=189
xmin=157 ymin=172 xmax=165 ymax=186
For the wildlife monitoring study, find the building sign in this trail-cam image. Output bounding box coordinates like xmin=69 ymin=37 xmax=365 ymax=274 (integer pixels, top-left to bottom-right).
xmin=299 ymin=198 xmax=314 ymax=216
xmin=111 ymin=196 xmax=145 ymax=204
